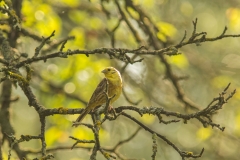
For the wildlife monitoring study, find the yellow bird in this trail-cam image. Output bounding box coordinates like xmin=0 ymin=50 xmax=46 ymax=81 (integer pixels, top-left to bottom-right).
xmin=73 ymin=67 xmax=122 ymax=126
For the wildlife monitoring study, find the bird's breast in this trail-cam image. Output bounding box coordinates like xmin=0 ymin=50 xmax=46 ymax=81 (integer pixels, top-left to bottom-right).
xmin=108 ymin=80 xmax=122 ymax=103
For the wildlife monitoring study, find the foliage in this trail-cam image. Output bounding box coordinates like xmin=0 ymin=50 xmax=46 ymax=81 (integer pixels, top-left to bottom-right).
xmin=1 ymin=0 xmax=240 ymax=160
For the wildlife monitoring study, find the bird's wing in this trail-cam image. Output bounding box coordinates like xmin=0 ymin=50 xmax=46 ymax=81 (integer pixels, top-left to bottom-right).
xmin=73 ymin=78 xmax=108 ymax=125
xmin=87 ymin=78 xmax=108 ymax=109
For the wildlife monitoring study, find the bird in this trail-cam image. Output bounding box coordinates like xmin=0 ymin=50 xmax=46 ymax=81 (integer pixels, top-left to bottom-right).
xmin=72 ymin=67 xmax=122 ymax=126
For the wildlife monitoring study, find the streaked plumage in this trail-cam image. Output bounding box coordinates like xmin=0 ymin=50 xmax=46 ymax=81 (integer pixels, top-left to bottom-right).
xmin=72 ymin=67 xmax=122 ymax=126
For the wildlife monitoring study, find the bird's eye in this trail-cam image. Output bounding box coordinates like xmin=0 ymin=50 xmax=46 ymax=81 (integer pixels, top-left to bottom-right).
xmin=107 ymin=68 xmax=111 ymax=71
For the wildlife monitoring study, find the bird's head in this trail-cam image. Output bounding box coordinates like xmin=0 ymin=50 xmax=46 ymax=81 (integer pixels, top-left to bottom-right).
xmin=101 ymin=67 xmax=121 ymax=82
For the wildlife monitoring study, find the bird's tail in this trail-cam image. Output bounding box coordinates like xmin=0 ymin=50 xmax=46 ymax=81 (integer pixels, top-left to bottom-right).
xmin=72 ymin=108 xmax=91 ymax=127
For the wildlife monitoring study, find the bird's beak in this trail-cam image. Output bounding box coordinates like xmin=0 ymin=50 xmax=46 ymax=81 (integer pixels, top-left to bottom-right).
xmin=101 ymin=69 xmax=107 ymax=74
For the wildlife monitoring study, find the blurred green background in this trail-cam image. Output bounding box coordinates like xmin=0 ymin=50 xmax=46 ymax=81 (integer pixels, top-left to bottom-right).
xmin=1 ymin=0 xmax=240 ymax=159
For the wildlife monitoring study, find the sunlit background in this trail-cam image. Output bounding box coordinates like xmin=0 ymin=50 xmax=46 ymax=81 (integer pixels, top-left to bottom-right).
xmin=1 ymin=0 xmax=240 ymax=159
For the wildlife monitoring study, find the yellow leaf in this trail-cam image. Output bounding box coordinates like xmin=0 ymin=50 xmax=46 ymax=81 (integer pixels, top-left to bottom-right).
xmin=22 ymin=2 xmax=62 ymax=36
xmin=141 ymin=114 xmax=155 ymax=124
xmin=45 ymin=126 xmax=62 ymax=146
xmin=73 ymin=127 xmax=94 ymax=140
xmin=22 ymin=1 xmax=37 ymax=27
xmin=156 ymin=21 xmax=177 ymax=38
xmin=127 ymin=7 xmax=139 ymax=20
xmin=196 ymin=127 xmax=212 ymax=141
xmin=156 ymin=32 xmax=167 ymax=42
xmin=226 ymin=8 xmax=240 ymax=31
xmin=168 ymin=54 xmax=189 ymax=69
xmin=2 ymin=152 xmax=8 ymax=160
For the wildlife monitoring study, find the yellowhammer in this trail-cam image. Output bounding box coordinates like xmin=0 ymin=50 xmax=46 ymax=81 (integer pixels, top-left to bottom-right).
xmin=73 ymin=67 xmax=122 ymax=126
